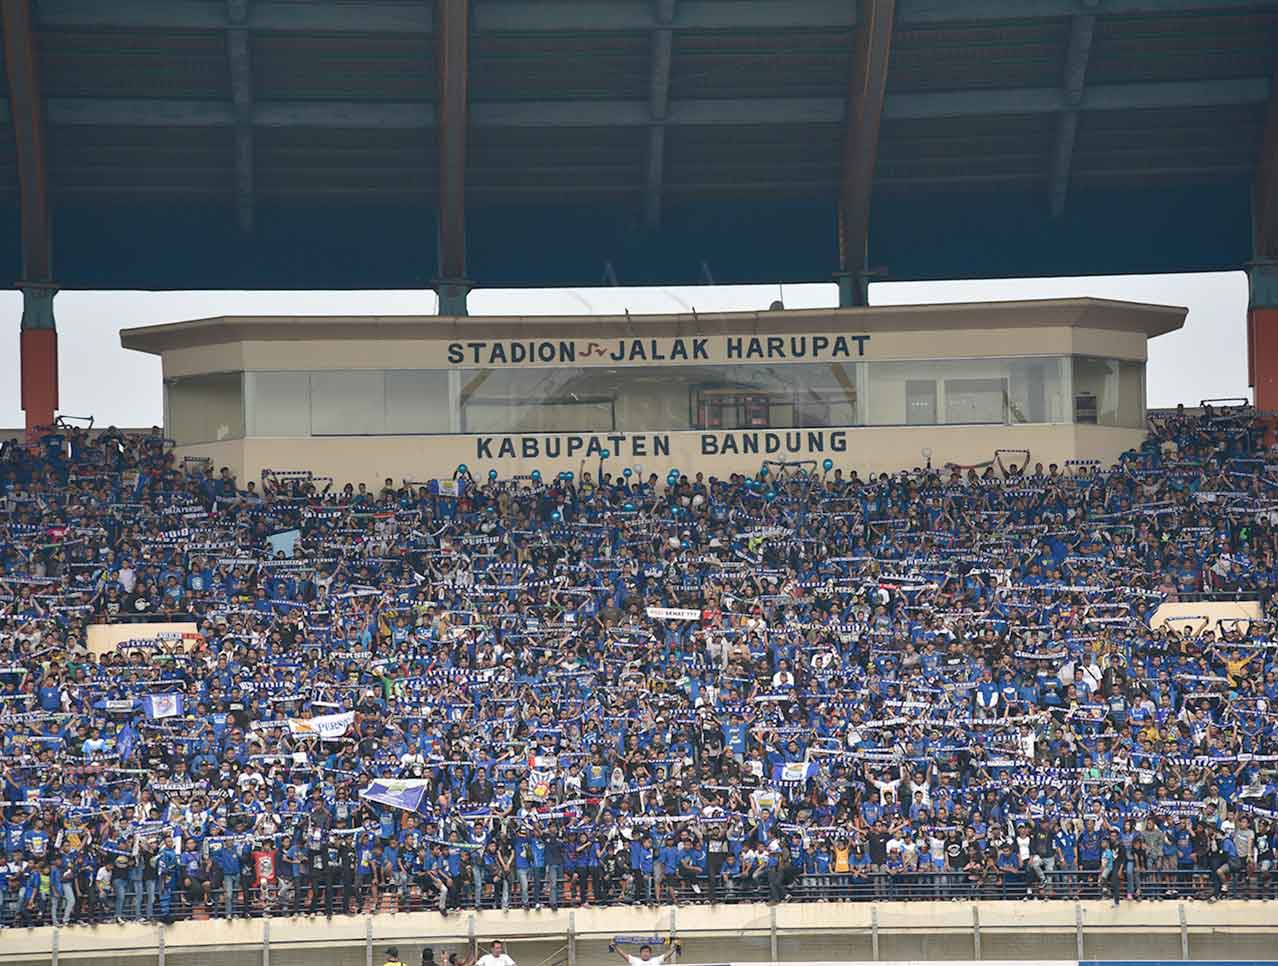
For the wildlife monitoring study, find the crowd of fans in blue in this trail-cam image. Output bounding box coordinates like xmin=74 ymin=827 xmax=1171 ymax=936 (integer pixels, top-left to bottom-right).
xmin=2 ymin=403 xmax=1278 ymax=929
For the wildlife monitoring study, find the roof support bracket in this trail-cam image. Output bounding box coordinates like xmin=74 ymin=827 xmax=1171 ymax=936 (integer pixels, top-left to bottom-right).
xmin=837 ymin=0 xmax=896 ymax=307
xmin=226 ymin=0 xmax=255 ymax=233
xmin=644 ymin=0 xmax=676 ymax=229
xmin=2 ymin=0 xmax=53 ymax=289
xmin=1256 ymin=63 xmax=1278 ymax=260
xmin=1049 ymin=0 xmax=1098 ymax=217
xmin=436 ymin=0 xmax=470 ymax=315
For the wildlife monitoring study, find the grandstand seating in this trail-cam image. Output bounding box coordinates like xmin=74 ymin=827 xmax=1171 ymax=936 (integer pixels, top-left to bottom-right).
xmin=0 ymin=402 xmax=1276 ymax=928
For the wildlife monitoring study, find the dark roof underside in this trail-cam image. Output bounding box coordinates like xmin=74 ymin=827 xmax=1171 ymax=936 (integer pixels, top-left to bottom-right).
xmin=0 ymin=0 xmax=1274 ymax=289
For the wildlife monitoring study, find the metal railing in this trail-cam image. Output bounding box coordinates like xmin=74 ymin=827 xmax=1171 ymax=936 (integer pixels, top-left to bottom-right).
xmin=1 ymin=867 xmax=1269 ymax=931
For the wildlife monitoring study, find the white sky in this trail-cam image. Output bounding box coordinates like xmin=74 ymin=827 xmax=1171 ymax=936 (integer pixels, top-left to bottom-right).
xmin=0 ymin=271 xmax=1251 ymax=428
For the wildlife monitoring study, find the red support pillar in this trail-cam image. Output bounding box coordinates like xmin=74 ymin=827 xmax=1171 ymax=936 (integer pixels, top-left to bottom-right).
xmin=1251 ymin=262 xmax=1278 ymax=412
xmin=20 ymin=328 xmax=58 ymax=436
xmin=18 ymin=284 xmax=58 ymax=435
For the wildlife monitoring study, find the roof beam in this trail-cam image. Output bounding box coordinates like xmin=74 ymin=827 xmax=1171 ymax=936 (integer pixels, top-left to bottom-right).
xmin=436 ymin=0 xmax=470 ymax=312
xmin=2 ymin=0 xmax=53 ymax=284
xmin=21 ymin=77 xmax=1269 ymax=131
xmin=1048 ymin=1 xmax=1098 ymax=218
xmin=226 ymin=0 xmax=255 ymax=233
xmin=839 ymin=0 xmax=896 ymax=307
xmin=644 ymin=0 xmax=676 ymax=229
xmin=36 ymin=0 xmax=434 ymax=33
xmin=884 ymin=77 xmax=1271 ymax=119
xmin=1257 ymin=63 xmax=1278 ymax=258
xmin=897 ymin=0 xmax=1268 ymax=22
xmin=31 ymin=0 xmax=1275 ymax=34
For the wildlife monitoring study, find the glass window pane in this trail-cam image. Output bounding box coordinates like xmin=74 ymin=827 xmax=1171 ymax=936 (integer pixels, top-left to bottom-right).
xmin=247 ymin=371 xmax=310 ymax=436
xmin=1008 ymin=357 xmax=1068 ymax=423
xmin=310 ymin=371 xmax=387 ymax=436
xmin=166 ymin=373 xmax=244 ymax=445
xmin=944 ymin=378 xmax=1006 ymax=423
xmin=1073 ymin=357 xmax=1120 ymax=426
xmin=460 ymin=369 xmax=615 ymax=434
xmin=1118 ymin=361 xmax=1144 ymax=428
xmin=386 ymin=370 xmax=452 ymax=434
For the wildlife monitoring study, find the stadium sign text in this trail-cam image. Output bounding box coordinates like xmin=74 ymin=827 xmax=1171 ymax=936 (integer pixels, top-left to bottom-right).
xmin=474 ymin=430 xmax=850 ymax=461
xmin=446 ymin=334 xmax=871 ymax=367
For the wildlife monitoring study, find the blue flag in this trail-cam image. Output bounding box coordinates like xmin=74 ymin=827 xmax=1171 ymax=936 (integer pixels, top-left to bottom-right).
xmin=359 ymin=778 xmax=432 ymax=814
xmin=116 ymin=722 xmax=139 ymax=761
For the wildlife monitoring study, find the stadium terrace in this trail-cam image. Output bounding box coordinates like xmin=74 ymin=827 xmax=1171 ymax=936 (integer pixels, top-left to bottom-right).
xmin=1 ymin=401 xmax=1278 ymax=933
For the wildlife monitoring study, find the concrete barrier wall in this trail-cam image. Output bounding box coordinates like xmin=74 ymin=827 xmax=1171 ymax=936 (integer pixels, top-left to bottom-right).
xmin=5 ymin=900 xmax=1278 ymax=966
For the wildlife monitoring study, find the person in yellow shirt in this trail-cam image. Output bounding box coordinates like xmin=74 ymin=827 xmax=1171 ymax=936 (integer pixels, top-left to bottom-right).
xmin=1225 ymin=650 xmax=1257 ymax=685
xmin=832 ymin=836 xmax=852 ymax=874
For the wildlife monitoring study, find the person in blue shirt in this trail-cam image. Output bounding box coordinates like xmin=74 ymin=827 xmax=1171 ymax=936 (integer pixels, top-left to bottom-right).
xmin=1054 ymin=824 xmax=1078 ymax=871
xmin=1212 ymin=823 xmax=1240 ymax=899
xmin=1077 ymin=820 xmax=1102 ymax=873
xmin=631 ymin=833 xmax=656 ymax=904
xmin=52 ymin=852 xmax=76 ymax=927
xmin=675 ymin=834 xmax=704 ymax=896
xmin=526 ymin=829 xmax=547 ymax=910
xmin=513 ymin=829 xmax=534 ymax=910
xmin=656 ymin=836 xmax=680 ymax=907
xmin=211 ymin=835 xmax=243 ymax=919
xmin=542 ymin=827 xmax=565 ymax=911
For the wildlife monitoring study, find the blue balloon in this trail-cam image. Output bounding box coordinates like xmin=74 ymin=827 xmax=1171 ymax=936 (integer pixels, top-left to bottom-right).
xmin=766 ymin=489 xmax=776 ymax=500
xmin=531 ymin=470 xmax=541 ymax=482
xmin=760 ymin=465 xmax=769 ymax=477
xmin=600 ymin=449 xmax=611 ymax=459
xmin=551 ymin=510 xmax=562 ymax=522
xmin=566 ymin=471 xmax=574 ymax=481
xmin=488 ymin=469 xmax=498 ymax=481
xmin=624 ymin=502 xmax=635 ymax=511
xmin=457 ymin=464 xmax=469 ymax=474
xmin=623 ymin=468 xmax=632 ymax=478
xmin=823 ymin=458 xmax=834 ymax=472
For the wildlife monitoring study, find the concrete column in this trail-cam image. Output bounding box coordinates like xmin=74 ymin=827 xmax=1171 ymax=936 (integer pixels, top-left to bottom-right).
xmin=19 ymin=283 xmax=58 ymax=434
xmin=1247 ymin=259 xmax=1278 ymax=410
xmin=437 ymin=280 xmax=472 ymax=318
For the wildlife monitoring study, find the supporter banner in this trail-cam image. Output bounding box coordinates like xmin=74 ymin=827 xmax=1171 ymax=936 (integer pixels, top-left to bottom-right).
xmin=266 ymin=528 xmax=300 ymax=558
xmin=360 ymin=778 xmax=431 ymax=813
xmin=772 ymin=761 xmax=817 ymax=784
xmin=287 ymin=710 xmax=354 ymax=740
xmin=87 ymin=622 xmax=201 ymax=657
xmin=142 ymin=694 xmax=184 ymax=720
xmin=645 ymin=607 xmax=703 ymax=622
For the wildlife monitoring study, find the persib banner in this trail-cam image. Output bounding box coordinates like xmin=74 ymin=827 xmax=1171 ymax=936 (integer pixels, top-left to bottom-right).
xmin=287 ymin=710 xmax=354 ymax=740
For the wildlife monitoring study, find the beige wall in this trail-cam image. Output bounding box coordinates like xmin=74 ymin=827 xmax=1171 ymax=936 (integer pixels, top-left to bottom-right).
xmin=156 ymin=325 xmax=1149 ymax=379
xmin=177 ymin=424 xmax=1146 ymax=490
xmin=86 ymin=622 xmax=201 ymax=657
xmin=1151 ymin=600 xmax=1262 ymax=632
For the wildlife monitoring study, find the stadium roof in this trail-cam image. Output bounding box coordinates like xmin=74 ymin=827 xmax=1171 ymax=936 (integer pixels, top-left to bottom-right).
xmin=2 ymin=0 xmax=1277 ymax=295
xmin=118 ymin=297 xmax=1188 ymax=355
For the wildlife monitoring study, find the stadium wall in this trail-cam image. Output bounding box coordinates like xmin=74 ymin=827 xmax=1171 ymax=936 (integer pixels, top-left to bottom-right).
xmin=174 ymin=424 xmax=1148 ymax=491
xmin=4 ymin=898 xmax=1277 ymax=966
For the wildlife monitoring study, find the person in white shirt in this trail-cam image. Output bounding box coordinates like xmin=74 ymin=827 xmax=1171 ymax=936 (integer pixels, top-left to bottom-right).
xmin=475 ymin=941 xmax=517 ymax=966
xmin=612 ymin=937 xmax=681 ymax=966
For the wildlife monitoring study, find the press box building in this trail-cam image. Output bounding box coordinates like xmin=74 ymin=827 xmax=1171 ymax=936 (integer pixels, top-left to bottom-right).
xmin=119 ymin=298 xmax=1182 ymax=486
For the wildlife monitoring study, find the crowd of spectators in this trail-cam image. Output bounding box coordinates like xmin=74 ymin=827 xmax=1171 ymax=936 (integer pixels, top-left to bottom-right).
xmin=2 ymin=403 xmax=1278 ymax=928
